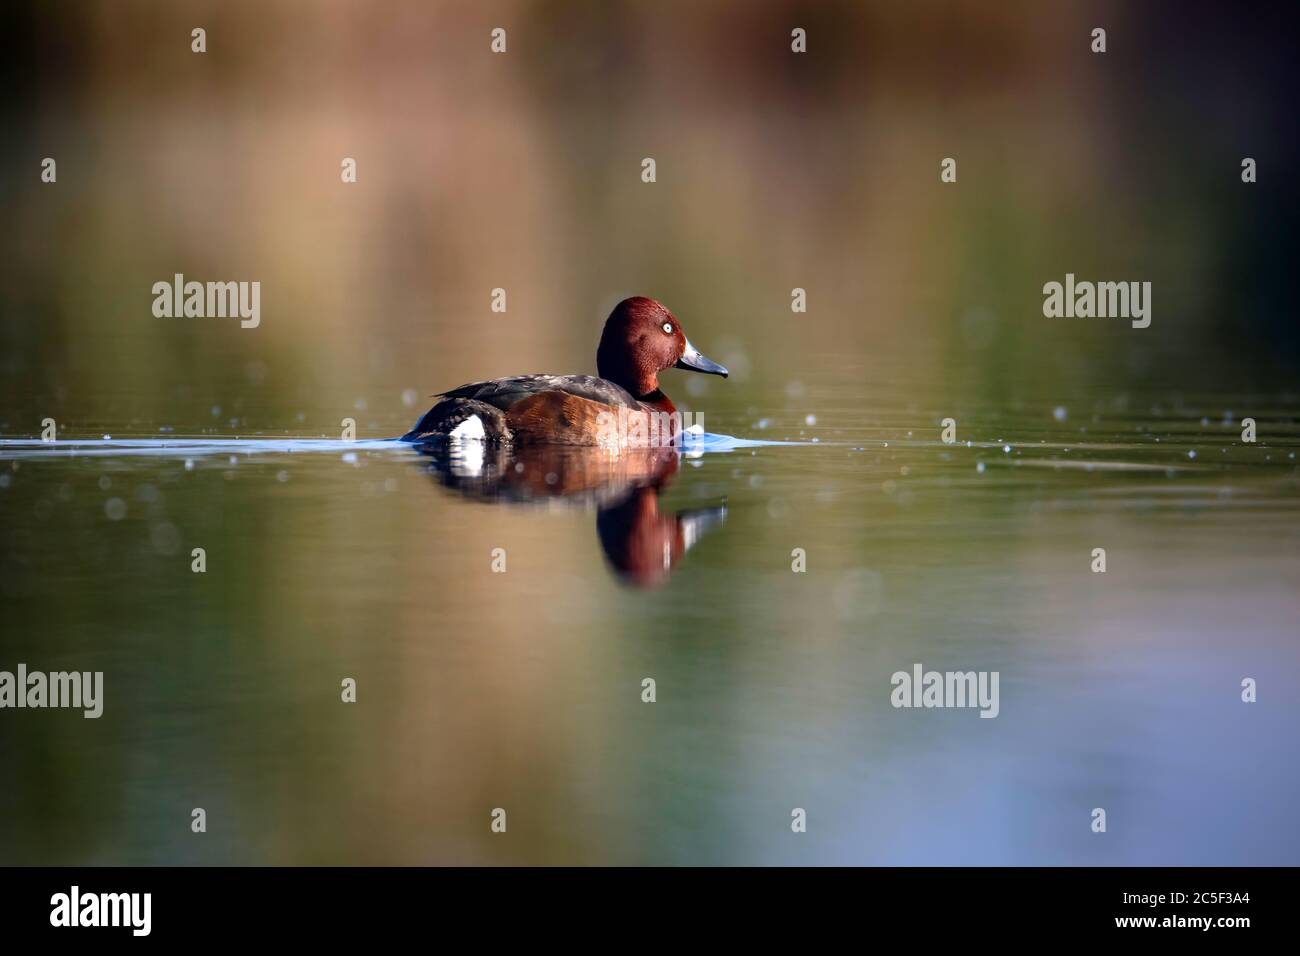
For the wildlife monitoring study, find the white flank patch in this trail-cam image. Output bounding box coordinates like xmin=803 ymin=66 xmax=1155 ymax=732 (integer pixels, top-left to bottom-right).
xmin=450 ymin=415 xmax=486 ymax=442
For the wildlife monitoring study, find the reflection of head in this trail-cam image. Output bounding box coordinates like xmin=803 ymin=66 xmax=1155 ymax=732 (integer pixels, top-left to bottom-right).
xmin=596 ymin=488 xmax=726 ymax=589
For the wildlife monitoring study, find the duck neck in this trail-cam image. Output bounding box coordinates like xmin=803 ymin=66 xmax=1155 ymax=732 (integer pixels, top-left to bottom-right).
xmin=638 ymin=389 xmax=676 ymax=416
xmin=598 ymin=345 xmax=660 ymax=399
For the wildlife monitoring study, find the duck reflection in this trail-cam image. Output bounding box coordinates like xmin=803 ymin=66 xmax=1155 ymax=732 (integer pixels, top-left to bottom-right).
xmin=411 ymin=442 xmax=726 ymax=588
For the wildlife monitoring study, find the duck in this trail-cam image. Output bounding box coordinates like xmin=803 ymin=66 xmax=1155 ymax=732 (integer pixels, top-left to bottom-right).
xmin=402 ymin=296 xmax=728 ymax=447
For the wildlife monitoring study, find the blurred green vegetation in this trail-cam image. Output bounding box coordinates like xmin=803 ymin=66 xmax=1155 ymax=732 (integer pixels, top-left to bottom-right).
xmin=2 ymin=0 xmax=1295 ymax=440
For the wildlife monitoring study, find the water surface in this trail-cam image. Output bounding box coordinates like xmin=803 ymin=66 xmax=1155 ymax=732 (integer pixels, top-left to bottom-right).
xmin=2 ymin=388 xmax=1297 ymax=865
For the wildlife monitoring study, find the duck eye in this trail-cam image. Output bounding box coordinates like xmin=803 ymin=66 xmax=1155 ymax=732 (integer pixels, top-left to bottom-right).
xmin=662 ymin=322 xmax=673 ymax=334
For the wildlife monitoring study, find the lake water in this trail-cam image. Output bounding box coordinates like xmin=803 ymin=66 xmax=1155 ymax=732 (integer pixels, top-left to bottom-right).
xmin=2 ymin=384 xmax=1297 ymax=865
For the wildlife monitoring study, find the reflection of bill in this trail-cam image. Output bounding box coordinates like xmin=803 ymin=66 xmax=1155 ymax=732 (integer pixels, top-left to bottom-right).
xmin=412 ymin=443 xmax=726 ymax=589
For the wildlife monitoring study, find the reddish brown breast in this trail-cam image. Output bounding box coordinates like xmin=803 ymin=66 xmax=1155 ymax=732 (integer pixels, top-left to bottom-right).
xmin=504 ymin=390 xmax=682 ymax=448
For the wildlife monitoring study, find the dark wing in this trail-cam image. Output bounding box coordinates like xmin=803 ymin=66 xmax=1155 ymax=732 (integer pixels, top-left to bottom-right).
xmin=437 ymin=375 xmax=640 ymax=411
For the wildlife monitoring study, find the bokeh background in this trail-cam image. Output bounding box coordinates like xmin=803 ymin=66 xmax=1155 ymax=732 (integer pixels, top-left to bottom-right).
xmin=2 ymin=0 xmax=1296 ymax=431
xmin=1 ymin=1 xmax=1298 ymax=865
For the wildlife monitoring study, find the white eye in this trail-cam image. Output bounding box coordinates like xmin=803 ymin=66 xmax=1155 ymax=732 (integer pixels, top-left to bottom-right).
xmin=662 ymin=322 xmax=673 ymax=334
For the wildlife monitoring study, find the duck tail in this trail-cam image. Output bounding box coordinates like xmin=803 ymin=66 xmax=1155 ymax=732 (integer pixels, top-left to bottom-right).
xmin=401 ymin=398 xmax=513 ymax=444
